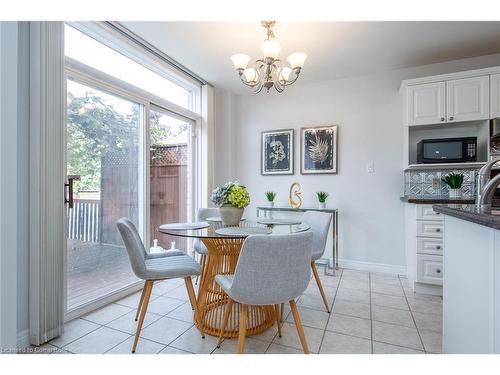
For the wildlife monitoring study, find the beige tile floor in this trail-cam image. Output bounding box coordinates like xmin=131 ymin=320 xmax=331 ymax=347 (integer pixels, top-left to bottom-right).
xmin=39 ymin=267 xmax=443 ymax=354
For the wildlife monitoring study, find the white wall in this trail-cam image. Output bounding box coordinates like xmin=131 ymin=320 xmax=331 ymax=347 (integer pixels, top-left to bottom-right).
xmin=217 ymin=52 xmax=500 ymax=274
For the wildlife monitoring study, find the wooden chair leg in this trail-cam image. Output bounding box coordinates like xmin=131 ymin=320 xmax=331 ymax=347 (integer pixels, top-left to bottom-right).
xmin=184 ymin=276 xmax=205 ymax=338
xmin=274 ymin=304 xmax=282 ymax=337
xmin=311 ymin=261 xmax=331 ymax=313
xmin=280 ymin=302 xmax=284 ymax=323
xmin=289 ymin=299 xmax=309 ymax=354
xmin=132 ymin=280 xmax=153 ymax=353
xmin=217 ymin=299 xmax=233 ymax=348
xmin=237 ymin=304 xmax=248 ymax=354
xmin=134 ymin=281 xmax=147 ymax=321
xmin=195 ymin=254 xmax=206 ymax=285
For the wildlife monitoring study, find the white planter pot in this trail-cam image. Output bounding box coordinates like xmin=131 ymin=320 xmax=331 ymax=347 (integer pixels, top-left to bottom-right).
xmin=318 ymin=202 xmax=326 ymax=209
xmin=268 ymin=201 xmax=274 ymax=208
xmin=219 ymin=204 xmax=244 ymax=226
xmin=449 ymin=188 xmax=462 ymax=199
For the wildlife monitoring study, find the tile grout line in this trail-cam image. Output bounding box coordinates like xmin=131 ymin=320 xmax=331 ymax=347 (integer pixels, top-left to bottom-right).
xmin=398 ymin=275 xmax=427 ymax=354
xmin=317 ymin=266 xmax=343 ymax=354
xmin=102 ymin=332 xmax=136 ymax=354
xmin=50 ymin=322 xmax=103 ymax=351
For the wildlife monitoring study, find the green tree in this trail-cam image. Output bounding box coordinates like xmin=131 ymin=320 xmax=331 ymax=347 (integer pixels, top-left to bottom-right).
xmin=67 ymin=92 xmax=189 ymax=192
xmin=66 ymin=92 xmax=138 ymax=192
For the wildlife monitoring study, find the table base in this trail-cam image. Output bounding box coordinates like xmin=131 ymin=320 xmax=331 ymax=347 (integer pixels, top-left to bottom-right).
xmin=195 ymin=238 xmax=275 ymax=338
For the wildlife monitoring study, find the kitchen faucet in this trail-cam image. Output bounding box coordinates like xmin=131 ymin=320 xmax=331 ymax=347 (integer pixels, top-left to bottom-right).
xmin=476 ymin=158 xmax=500 ymax=211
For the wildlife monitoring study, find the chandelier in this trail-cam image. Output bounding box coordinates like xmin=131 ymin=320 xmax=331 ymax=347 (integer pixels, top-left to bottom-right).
xmin=230 ymin=21 xmax=307 ymax=93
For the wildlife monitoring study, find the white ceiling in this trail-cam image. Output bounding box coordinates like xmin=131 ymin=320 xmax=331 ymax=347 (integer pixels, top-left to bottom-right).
xmin=122 ymin=21 xmax=500 ymax=94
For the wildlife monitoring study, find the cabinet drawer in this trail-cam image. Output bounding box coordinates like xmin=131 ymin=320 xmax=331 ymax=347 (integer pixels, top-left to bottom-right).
xmin=417 ymin=254 xmax=443 ymax=285
xmin=417 ymin=237 xmax=443 ymax=255
xmin=417 ymin=220 xmax=444 ymax=238
xmin=416 ymin=205 xmax=443 ymax=221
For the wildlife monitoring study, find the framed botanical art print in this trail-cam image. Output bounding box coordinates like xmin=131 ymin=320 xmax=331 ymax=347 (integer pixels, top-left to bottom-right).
xmin=301 ymin=125 xmax=338 ymax=174
xmin=261 ymin=129 xmax=294 ymax=175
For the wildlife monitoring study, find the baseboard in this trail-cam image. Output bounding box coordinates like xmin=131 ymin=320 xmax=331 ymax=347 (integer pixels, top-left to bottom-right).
xmin=17 ymin=329 xmax=30 ymax=349
xmin=414 ymin=282 xmax=443 ymax=297
xmin=338 ymin=259 xmax=406 ymax=276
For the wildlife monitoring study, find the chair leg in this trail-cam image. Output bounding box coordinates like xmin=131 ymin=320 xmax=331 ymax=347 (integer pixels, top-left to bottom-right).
xmin=311 ymin=261 xmax=331 ymax=313
xmin=195 ymin=254 xmax=206 ymax=286
xmin=132 ymin=280 xmax=153 ymax=353
xmin=184 ymin=276 xmax=205 ymax=338
xmin=237 ymin=304 xmax=248 ymax=354
xmin=274 ymin=304 xmax=282 ymax=337
xmin=289 ymin=299 xmax=309 ymax=354
xmin=217 ymin=298 xmax=233 ymax=348
xmin=280 ymin=302 xmax=284 ymax=323
xmin=134 ymin=281 xmax=147 ymax=321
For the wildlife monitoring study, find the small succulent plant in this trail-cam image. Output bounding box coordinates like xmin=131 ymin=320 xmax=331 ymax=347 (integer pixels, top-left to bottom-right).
xmin=265 ymin=191 xmax=276 ymax=202
xmin=316 ymin=191 xmax=329 ymax=203
xmin=442 ymin=172 xmax=464 ymax=189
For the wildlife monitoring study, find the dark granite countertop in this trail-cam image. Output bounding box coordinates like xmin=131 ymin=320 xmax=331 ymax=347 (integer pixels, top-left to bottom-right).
xmin=400 ymin=196 xmax=475 ymax=204
xmin=433 ymin=204 xmax=500 ymax=230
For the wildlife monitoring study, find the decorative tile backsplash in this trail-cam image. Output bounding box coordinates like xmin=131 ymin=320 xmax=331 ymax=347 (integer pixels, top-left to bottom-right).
xmin=404 ymin=167 xmax=481 ymax=198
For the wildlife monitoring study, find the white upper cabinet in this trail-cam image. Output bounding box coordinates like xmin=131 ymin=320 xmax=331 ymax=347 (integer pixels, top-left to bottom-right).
xmin=446 ymin=76 xmax=489 ymax=123
xmin=402 ymin=67 xmax=500 ymax=126
xmin=407 ymin=82 xmax=446 ymax=126
xmin=491 ymin=74 xmax=500 ymax=119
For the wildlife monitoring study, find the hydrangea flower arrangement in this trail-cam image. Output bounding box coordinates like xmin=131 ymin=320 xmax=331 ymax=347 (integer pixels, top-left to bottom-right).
xmin=211 ymin=181 xmax=250 ymax=209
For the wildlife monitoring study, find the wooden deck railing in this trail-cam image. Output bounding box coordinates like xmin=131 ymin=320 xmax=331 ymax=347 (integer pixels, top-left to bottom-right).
xmin=67 ymin=199 xmax=100 ymax=242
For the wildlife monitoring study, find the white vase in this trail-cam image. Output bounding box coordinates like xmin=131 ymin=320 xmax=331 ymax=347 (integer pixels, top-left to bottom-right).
xmin=219 ymin=204 xmax=244 ymax=226
xmin=449 ymin=188 xmax=461 ymax=199
xmin=268 ymin=201 xmax=274 ymax=208
xmin=318 ymin=202 xmax=326 ymax=209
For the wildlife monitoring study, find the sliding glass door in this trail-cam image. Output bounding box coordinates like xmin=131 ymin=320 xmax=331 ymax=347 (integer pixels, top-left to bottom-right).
xmin=63 ymin=23 xmax=201 ymax=317
xmin=66 ymin=79 xmax=141 ymax=311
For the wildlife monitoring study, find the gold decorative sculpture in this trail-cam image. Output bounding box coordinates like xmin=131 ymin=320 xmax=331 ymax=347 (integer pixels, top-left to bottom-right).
xmin=289 ymin=182 xmax=302 ymax=209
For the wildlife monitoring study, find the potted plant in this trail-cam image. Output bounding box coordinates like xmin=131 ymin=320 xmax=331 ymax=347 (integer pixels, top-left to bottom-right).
xmin=316 ymin=191 xmax=329 ymax=209
xmin=211 ymin=181 xmax=250 ymax=226
xmin=442 ymin=172 xmax=464 ymax=199
xmin=265 ymin=191 xmax=276 ymax=207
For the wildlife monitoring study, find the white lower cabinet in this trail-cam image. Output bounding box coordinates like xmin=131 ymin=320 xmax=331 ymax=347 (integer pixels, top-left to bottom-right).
xmin=405 ymin=203 xmax=443 ymax=295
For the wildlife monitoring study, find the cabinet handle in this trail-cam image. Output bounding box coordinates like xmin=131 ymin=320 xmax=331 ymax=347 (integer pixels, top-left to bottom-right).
xmin=436 ymin=269 xmax=441 ymax=274
xmin=449 ymin=116 xmax=454 ymax=121
xmin=440 ymin=117 xmax=445 ymax=122
xmin=436 ymin=228 xmax=441 ymax=232
xmin=436 ymin=245 xmax=441 ymax=250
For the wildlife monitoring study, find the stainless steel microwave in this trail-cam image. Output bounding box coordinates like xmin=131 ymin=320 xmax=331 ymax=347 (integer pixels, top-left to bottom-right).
xmin=417 ymin=137 xmax=477 ymax=164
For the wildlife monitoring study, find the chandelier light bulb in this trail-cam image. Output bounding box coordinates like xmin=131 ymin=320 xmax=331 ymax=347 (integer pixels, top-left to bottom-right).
xmin=287 ymin=52 xmax=307 ymax=69
xmin=261 ymin=39 xmax=281 ymax=59
xmin=230 ymin=54 xmax=251 ymax=70
xmin=243 ymin=68 xmax=258 ymax=83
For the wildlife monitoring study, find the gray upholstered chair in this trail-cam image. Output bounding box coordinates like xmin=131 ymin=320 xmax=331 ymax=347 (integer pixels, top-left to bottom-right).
xmin=116 ymin=218 xmax=204 ymax=353
xmin=193 ymin=207 xmax=219 ymax=283
xmin=301 ymin=211 xmax=333 ymax=313
xmin=215 ymin=231 xmax=313 ymax=354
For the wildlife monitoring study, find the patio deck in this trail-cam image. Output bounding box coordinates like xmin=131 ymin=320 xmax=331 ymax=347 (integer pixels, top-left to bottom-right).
xmin=67 ymin=240 xmax=138 ymax=309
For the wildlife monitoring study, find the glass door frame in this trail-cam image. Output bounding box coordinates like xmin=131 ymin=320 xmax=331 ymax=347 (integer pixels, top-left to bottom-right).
xmin=64 ymin=58 xmax=201 ymax=321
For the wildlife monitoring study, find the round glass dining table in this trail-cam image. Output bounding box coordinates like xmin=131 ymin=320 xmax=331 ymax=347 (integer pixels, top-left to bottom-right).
xmin=158 ymin=220 xmax=310 ymax=338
